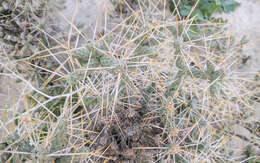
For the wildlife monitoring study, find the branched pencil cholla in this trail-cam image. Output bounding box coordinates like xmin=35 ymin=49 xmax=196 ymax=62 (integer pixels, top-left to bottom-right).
xmin=0 ymin=0 xmax=259 ymax=162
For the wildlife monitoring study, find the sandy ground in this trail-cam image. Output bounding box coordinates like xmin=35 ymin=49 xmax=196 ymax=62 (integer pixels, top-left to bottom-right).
xmin=218 ymin=0 xmax=260 ymax=157
xmin=0 ymin=60 xmax=27 ymax=140
xmin=53 ymin=0 xmax=113 ymax=39
xmin=219 ymin=0 xmax=260 ymax=72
